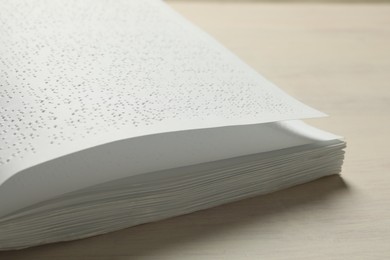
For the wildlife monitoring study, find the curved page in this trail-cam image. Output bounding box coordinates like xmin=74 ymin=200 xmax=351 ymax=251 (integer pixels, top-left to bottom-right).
xmin=0 ymin=1 xmax=323 ymax=191
xmin=0 ymin=120 xmax=339 ymax=217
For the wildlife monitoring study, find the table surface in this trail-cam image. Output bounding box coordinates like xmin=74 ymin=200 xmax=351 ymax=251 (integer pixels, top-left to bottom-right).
xmin=1 ymin=2 xmax=389 ymax=259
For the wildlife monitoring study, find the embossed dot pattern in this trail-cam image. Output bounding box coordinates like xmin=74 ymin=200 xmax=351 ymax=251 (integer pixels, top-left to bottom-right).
xmin=0 ymin=0 xmax=320 ymax=167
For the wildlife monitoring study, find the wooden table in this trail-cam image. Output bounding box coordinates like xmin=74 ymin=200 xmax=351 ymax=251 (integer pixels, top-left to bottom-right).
xmin=2 ymin=2 xmax=389 ymax=259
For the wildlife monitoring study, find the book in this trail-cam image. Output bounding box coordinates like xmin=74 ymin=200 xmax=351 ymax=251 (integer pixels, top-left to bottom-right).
xmin=0 ymin=0 xmax=346 ymax=250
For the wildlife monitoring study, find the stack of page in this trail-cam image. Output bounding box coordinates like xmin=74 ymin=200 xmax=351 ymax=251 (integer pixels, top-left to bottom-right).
xmin=0 ymin=0 xmax=345 ymax=250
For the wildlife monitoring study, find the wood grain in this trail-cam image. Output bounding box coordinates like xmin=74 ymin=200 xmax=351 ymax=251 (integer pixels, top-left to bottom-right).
xmin=1 ymin=2 xmax=389 ymax=259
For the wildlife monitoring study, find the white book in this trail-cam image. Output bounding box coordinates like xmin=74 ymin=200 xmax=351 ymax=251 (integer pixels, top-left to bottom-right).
xmin=0 ymin=0 xmax=345 ymax=250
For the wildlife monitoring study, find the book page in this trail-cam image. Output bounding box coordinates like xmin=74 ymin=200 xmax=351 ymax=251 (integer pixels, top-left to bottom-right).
xmin=0 ymin=0 xmax=324 ymax=182
xmin=0 ymin=120 xmax=340 ymax=217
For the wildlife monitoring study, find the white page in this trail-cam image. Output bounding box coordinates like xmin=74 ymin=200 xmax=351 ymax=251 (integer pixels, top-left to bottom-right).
xmin=0 ymin=120 xmax=339 ymax=217
xmin=0 ymin=0 xmax=323 ymax=185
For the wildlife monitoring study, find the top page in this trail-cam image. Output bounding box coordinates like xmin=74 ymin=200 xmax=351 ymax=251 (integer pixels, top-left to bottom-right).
xmin=0 ymin=0 xmax=324 ymax=179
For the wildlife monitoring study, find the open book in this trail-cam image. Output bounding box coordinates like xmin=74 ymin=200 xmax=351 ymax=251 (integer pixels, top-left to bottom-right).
xmin=0 ymin=0 xmax=345 ymax=250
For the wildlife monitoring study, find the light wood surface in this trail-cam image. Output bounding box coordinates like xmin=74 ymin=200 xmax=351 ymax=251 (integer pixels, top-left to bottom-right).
xmin=2 ymin=2 xmax=389 ymax=259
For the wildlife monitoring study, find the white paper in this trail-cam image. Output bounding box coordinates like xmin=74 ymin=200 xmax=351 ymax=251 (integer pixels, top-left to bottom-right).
xmin=0 ymin=1 xmax=324 ymax=187
xmin=0 ymin=120 xmax=339 ymax=217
